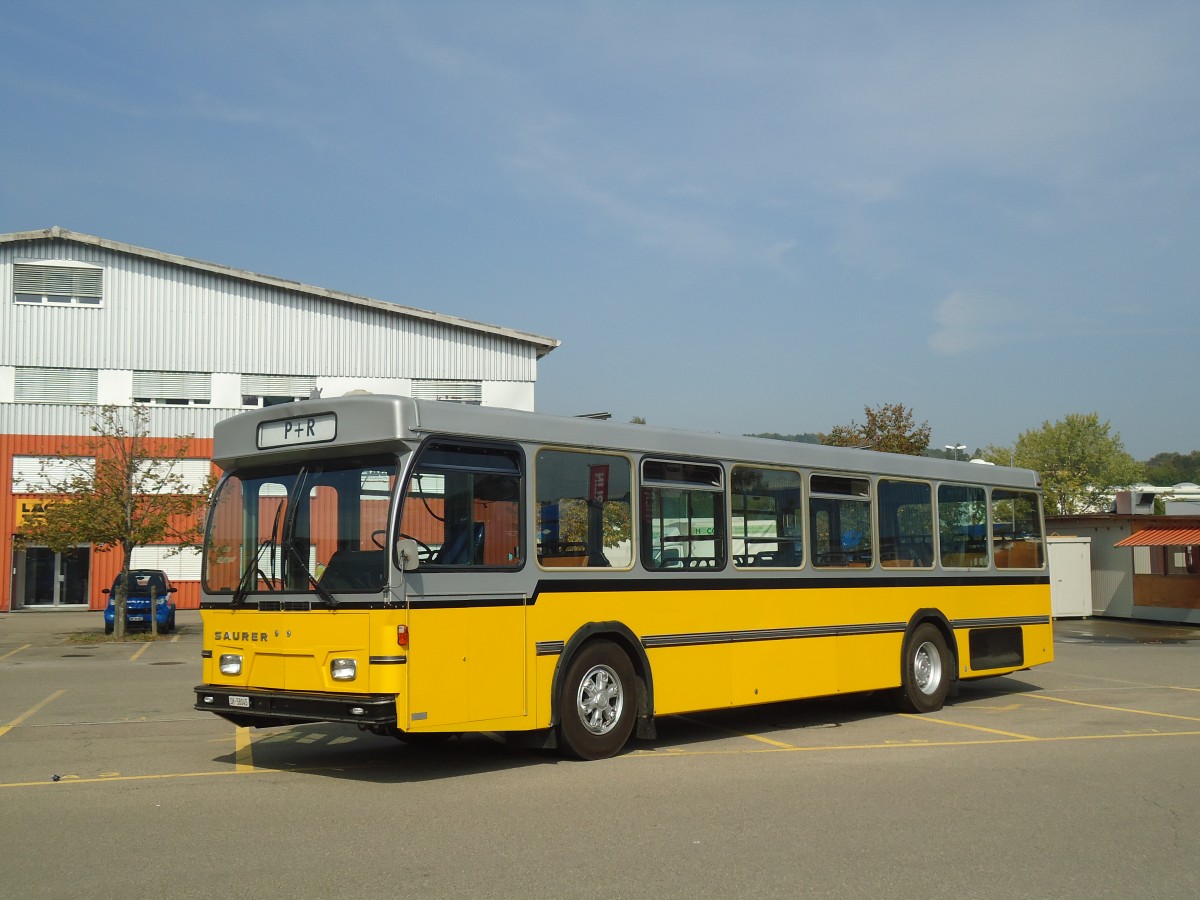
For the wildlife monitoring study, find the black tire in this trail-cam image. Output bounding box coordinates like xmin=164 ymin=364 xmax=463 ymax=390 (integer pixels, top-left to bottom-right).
xmin=557 ymin=640 xmax=637 ymax=760
xmin=895 ymin=623 xmax=951 ymax=713
xmin=104 ymin=621 xmax=114 ymax=635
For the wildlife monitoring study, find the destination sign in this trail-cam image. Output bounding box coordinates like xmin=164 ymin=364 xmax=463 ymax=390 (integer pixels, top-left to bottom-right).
xmin=257 ymin=412 xmax=337 ymax=449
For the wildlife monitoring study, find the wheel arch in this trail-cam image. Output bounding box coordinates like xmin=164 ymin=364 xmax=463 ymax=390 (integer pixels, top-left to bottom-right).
xmin=551 ymin=621 xmax=656 ymax=740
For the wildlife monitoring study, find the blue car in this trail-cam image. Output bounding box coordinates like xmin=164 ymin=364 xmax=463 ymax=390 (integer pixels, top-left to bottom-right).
xmin=102 ymin=569 xmax=177 ymax=635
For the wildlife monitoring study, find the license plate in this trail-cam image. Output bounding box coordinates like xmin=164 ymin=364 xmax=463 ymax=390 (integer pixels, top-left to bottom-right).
xmin=228 ymin=696 xmax=251 ymax=708
xmin=129 ymin=616 xmax=146 ymax=622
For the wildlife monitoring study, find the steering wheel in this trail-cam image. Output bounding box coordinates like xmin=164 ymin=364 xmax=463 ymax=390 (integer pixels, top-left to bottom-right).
xmin=398 ymin=532 xmax=434 ymax=561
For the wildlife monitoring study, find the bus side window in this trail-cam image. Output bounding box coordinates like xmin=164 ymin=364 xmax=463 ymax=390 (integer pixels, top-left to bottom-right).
xmin=810 ymin=474 xmax=873 ymax=568
xmin=640 ymin=459 xmax=726 ymax=572
xmin=399 ymin=442 xmax=523 ymax=569
xmin=536 ymin=450 xmax=633 ymax=568
xmin=730 ymin=466 xmax=803 ymax=568
xmin=991 ymin=489 xmax=1045 ymax=569
xmin=878 ymin=479 xmax=934 ymax=569
xmin=938 ymin=484 xmax=988 ymax=568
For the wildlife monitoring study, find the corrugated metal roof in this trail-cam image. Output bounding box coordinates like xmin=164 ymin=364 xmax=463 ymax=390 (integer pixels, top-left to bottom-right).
xmin=0 ymin=227 xmax=560 ymax=358
xmin=1115 ymin=529 xmax=1200 ymax=547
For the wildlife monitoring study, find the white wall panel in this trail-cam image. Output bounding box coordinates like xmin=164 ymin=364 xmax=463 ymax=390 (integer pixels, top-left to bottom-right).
xmin=2 ymin=241 xmax=541 ymax=382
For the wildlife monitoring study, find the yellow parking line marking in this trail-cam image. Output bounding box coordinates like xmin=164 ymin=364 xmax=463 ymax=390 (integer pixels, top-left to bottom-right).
xmin=1 ymin=769 xmax=266 ymax=789
xmin=1171 ymin=686 xmax=1200 ymax=694
xmin=0 ymin=690 xmax=67 ymax=739
xmin=900 ymin=713 xmax=1037 ymax=740
xmin=1029 ymin=694 xmax=1200 ymax=723
xmin=0 ymin=644 xmax=31 ymax=662
xmin=676 ymin=714 xmax=796 ymax=749
xmin=234 ymin=726 xmax=255 ymax=772
xmin=4 ymin=727 xmax=1200 ymax=788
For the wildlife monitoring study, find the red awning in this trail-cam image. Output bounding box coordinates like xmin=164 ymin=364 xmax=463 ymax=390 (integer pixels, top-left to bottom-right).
xmin=1115 ymin=529 xmax=1200 ymax=547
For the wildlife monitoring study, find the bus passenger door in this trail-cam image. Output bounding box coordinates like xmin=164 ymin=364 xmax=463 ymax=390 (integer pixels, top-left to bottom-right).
xmin=404 ymin=591 xmax=527 ymax=728
xmin=398 ymin=438 xmax=529 ymax=730
xmin=464 ymin=593 xmax=526 ymax=722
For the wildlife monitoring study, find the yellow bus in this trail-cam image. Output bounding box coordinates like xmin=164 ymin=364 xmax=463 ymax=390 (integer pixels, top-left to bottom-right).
xmin=195 ymin=395 xmax=1052 ymax=759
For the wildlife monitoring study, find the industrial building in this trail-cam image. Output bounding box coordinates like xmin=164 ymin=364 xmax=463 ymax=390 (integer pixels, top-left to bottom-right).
xmin=1 ymin=226 xmax=558 ymax=612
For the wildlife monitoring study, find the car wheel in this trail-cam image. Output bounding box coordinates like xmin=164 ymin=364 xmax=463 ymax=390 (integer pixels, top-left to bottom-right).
xmin=104 ymin=621 xmax=114 ymax=635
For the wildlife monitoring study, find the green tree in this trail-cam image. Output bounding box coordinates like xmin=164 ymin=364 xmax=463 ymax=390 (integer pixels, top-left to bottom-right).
xmin=15 ymin=405 xmax=214 ymax=639
xmin=983 ymin=412 xmax=1144 ymax=516
xmin=821 ymin=403 xmax=932 ymax=456
xmin=1144 ymin=450 xmax=1200 ymax=486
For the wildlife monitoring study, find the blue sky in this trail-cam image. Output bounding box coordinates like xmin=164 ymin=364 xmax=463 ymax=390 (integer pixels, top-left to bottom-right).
xmin=3 ymin=1 xmax=1197 ymax=459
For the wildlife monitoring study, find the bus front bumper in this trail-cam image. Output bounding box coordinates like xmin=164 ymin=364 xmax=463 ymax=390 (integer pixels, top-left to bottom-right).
xmin=194 ymin=685 xmax=398 ymax=728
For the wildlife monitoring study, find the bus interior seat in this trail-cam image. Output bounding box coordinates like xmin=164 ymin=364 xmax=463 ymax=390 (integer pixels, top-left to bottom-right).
xmin=319 ymin=549 xmax=385 ymax=590
xmin=436 ymin=522 xmax=485 ymax=565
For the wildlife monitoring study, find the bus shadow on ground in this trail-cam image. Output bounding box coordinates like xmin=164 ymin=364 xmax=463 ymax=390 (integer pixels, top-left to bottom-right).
xmin=646 ymin=676 xmax=1045 ymax=752
xmin=213 ymin=677 xmax=1047 ymax=780
xmin=214 ymin=725 xmax=561 ymax=783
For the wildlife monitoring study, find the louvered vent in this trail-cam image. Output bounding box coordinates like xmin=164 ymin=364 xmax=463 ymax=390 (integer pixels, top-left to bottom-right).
xmin=133 ymin=371 xmax=212 ymax=403
xmin=13 ymin=262 xmax=103 ymax=304
xmin=412 ymin=379 xmax=483 ymax=404
xmin=14 ymin=367 xmax=99 ymax=403
xmin=241 ymin=374 xmax=317 ymax=396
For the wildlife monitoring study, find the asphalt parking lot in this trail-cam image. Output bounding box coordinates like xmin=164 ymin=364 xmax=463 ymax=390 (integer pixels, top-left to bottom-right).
xmin=2 ymin=610 xmax=1199 ymax=899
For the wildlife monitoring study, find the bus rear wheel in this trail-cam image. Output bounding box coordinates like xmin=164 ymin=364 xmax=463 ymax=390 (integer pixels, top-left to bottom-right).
xmin=558 ymin=640 xmax=636 ymax=760
xmin=896 ymin=623 xmax=951 ymax=713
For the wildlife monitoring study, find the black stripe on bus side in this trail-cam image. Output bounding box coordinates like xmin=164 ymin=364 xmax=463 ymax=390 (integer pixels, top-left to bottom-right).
xmin=641 ymin=621 xmax=908 ymax=649
xmin=951 ymin=615 xmax=1050 ymax=629
xmin=407 ymin=595 xmax=528 ymax=610
xmin=368 ymin=656 xmax=408 ymax=665
xmin=530 ymin=573 xmax=1049 ymax=603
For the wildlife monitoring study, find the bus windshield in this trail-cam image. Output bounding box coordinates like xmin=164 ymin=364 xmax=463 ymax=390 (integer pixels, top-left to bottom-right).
xmin=203 ymin=454 xmax=399 ymax=599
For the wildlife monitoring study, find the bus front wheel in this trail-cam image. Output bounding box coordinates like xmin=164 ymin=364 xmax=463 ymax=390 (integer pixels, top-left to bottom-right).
xmin=896 ymin=623 xmax=951 ymax=714
xmin=558 ymin=640 xmax=636 ymax=760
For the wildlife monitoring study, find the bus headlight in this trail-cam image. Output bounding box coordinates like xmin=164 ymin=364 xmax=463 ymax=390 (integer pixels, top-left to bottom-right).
xmin=331 ymin=658 xmax=357 ymax=681
xmin=219 ymin=654 xmax=243 ymax=676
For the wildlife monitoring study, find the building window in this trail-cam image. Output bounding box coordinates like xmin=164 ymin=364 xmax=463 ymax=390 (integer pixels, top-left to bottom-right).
xmin=13 ymin=262 xmax=103 ymax=306
xmin=241 ymin=374 xmax=316 ymax=407
xmin=131 ymin=545 xmax=203 ymax=581
xmin=14 ymin=367 xmax=99 ymax=403
xmin=412 ymin=379 xmax=483 ymax=405
xmin=12 ymin=456 xmax=96 ymax=493
xmin=133 ymin=371 xmax=212 ymax=406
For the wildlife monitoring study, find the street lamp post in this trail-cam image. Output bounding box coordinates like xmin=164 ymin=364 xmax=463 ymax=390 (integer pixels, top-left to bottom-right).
xmin=945 ymin=443 xmax=966 ymax=461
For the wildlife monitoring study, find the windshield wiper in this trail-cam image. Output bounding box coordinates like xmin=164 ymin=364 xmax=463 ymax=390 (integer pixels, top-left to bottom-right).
xmin=232 ymin=536 xmax=274 ymax=609
xmin=231 ymin=499 xmax=285 ymax=608
xmin=285 ymin=542 xmax=338 ymax=608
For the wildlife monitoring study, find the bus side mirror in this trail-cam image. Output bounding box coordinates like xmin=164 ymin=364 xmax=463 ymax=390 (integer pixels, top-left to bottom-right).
xmin=396 ymin=538 xmax=421 ymax=572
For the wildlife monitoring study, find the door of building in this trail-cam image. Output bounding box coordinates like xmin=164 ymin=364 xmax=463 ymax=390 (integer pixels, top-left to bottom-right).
xmin=18 ymin=547 xmax=91 ymax=607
